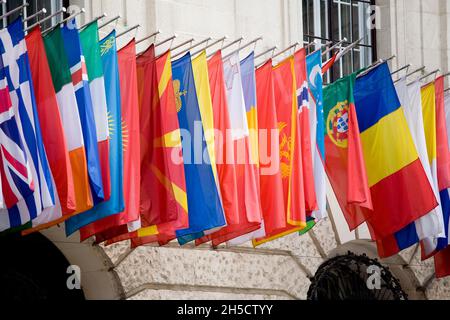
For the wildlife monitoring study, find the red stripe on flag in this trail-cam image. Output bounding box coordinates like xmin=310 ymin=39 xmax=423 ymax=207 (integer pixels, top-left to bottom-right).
xmin=366 ymin=159 xmax=438 ymax=241
xmin=435 ymin=246 xmax=450 ymax=278
xmin=0 ymin=88 xmax=12 ymax=114
xmin=0 ymin=155 xmax=19 ymax=208
xmin=1 ymin=145 xmax=29 ymax=179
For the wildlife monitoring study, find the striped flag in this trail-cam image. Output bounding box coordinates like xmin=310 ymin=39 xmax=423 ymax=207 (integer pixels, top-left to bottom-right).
xmin=62 ymin=20 xmax=104 ymax=206
xmin=0 ymin=18 xmax=55 ymax=231
xmin=65 ymin=30 xmax=125 ymax=236
xmin=306 ymin=51 xmax=327 ymax=220
xmin=80 ymin=21 xmax=111 ymax=202
xmin=43 ymin=26 xmax=93 ymax=216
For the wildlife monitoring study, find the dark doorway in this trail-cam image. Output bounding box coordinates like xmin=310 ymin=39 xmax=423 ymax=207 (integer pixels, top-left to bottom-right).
xmin=0 ymin=232 xmax=85 ymax=301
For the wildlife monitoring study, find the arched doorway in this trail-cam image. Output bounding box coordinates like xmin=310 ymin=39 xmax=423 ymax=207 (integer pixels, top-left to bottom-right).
xmin=0 ymin=232 xmax=85 ymax=301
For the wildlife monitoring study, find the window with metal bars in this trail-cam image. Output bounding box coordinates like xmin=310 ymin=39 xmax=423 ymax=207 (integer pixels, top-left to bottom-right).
xmin=303 ymin=0 xmax=377 ymax=84
xmin=1 ymin=0 xmax=64 ymax=30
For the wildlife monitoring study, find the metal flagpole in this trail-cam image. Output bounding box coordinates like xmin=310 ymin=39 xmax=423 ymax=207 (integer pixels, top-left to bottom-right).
xmin=322 ymin=38 xmax=347 ymax=57
xmin=170 ymin=38 xmax=194 ymax=52
xmin=23 ymin=8 xmax=46 ymax=23
xmin=116 ymin=24 xmax=140 ymax=39
xmin=271 ymin=42 xmax=299 ymax=60
xmin=207 ymin=36 xmax=243 ymax=58
xmin=394 ymin=66 xmax=425 ymax=83
xmin=136 ymin=30 xmax=161 ymax=45
xmin=407 ymin=69 xmax=440 ymax=86
xmin=254 ymin=46 xmax=278 ymax=60
xmin=223 ymin=37 xmax=263 ymax=60
xmin=357 ymin=56 xmax=396 ymax=79
xmin=192 ymin=36 xmax=227 ymax=57
xmin=79 ymin=12 xmax=107 ymax=30
xmin=307 ymin=41 xmax=333 ymax=57
xmin=391 ymin=64 xmax=411 ymax=76
xmin=155 ymin=34 xmax=177 ymax=48
xmin=172 ymin=37 xmax=212 ymax=59
xmin=24 ymin=7 xmax=66 ymax=32
xmin=41 ymin=8 xmax=85 ymax=35
xmin=441 ymin=71 xmax=450 ymax=78
xmin=0 ymin=2 xmax=29 ymax=20
xmin=98 ymin=14 xmax=121 ymax=30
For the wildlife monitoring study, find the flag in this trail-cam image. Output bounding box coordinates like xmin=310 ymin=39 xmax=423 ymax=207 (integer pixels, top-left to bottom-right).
xmin=306 ymin=50 xmax=327 ymax=220
xmin=80 ymin=21 xmax=111 ymax=202
xmin=0 ymin=50 xmax=33 ymax=212
xmin=65 ymin=30 xmax=125 ymax=236
xmin=80 ymin=39 xmax=141 ymax=242
xmin=25 ymin=26 xmax=75 ymax=217
xmin=376 ymin=79 xmax=445 ymax=258
xmin=294 ymin=49 xmax=317 ymax=214
xmin=0 ymin=18 xmax=55 ymax=231
xmin=434 ymin=90 xmax=450 ymax=278
xmin=254 ymin=56 xmax=307 ymax=246
xmin=322 ymin=73 xmax=373 ymax=232
xmin=62 ymin=20 xmax=104 ymax=206
xmin=99 ymin=47 xmax=189 ymax=246
xmin=196 ymin=51 xmax=258 ymax=247
xmin=421 ymin=76 xmax=450 ymax=259
xmin=43 ymin=26 xmax=92 ymax=216
xmin=218 ymin=52 xmax=262 ymax=246
xmin=354 ymin=62 xmax=438 ymax=241
xmin=171 ymin=52 xmax=225 ymax=245
xmin=254 ymin=59 xmax=286 ymax=237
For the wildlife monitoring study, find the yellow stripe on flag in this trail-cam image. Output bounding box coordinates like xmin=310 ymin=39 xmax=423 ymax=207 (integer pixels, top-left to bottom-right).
xmin=153 ymin=129 xmax=182 ymax=148
xmin=421 ymin=83 xmax=438 ymax=164
xmin=151 ymin=165 xmax=188 ymax=213
xmin=158 ymin=54 xmax=172 ymax=98
xmin=361 ymin=107 xmax=419 ymax=187
xmin=137 ymin=225 xmax=159 ymax=238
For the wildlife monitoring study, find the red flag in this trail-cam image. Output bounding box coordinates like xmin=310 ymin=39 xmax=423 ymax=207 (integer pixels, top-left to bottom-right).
xmin=26 ymin=26 xmax=76 ymax=216
xmin=435 ymin=243 xmax=450 ymax=278
xmin=195 ymin=51 xmax=251 ymax=246
xmin=254 ymin=60 xmax=286 ymax=236
xmin=294 ymin=49 xmax=317 ymax=214
xmin=254 ymin=57 xmax=307 ymax=246
xmin=435 ymin=76 xmax=450 ymax=191
xmin=80 ymin=39 xmax=141 ymax=241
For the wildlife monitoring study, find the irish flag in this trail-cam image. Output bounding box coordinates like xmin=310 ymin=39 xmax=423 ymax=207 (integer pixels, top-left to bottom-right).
xmin=43 ymin=27 xmax=93 ymax=214
xmin=80 ymin=21 xmax=111 ymax=201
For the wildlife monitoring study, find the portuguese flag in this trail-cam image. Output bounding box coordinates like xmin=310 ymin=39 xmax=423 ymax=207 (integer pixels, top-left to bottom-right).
xmin=323 ymin=73 xmax=372 ymax=230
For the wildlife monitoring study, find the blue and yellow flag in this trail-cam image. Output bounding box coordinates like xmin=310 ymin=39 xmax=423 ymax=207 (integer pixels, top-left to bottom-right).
xmin=171 ymin=53 xmax=225 ymax=245
xmin=65 ymin=30 xmax=125 ymax=236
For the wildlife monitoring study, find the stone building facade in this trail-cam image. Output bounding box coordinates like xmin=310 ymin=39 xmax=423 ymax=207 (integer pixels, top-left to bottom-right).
xmin=35 ymin=0 xmax=450 ymax=300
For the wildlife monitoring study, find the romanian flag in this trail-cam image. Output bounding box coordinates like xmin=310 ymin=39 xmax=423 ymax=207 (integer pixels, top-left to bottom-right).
xmin=254 ymin=59 xmax=286 ymax=237
xmin=254 ymin=56 xmax=307 ymax=247
xmin=65 ymin=30 xmax=125 ymax=236
xmin=80 ymin=21 xmax=111 ymax=202
xmin=294 ymin=49 xmax=317 ymax=214
xmin=80 ymin=39 xmax=141 ymax=242
xmin=322 ymin=73 xmax=373 ymax=231
xmin=171 ymin=52 xmax=225 ymax=245
xmin=25 ymin=26 xmax=75 ymax=216
xmin=354 ymin=62 xmax=438 ymax=241
xmin=102 ymin=47 xmax=189 ymax=246
xmin=376 ymin=79 xmax=445 ymax=258
xmin=43 ymin=26 xmax=92 ymax=215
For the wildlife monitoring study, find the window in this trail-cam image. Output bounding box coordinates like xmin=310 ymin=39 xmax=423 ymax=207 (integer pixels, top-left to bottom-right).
xmin=1 ymin=0 xmax=64 ymax=30
xmin=303 ymin=0 xmax=376 ymax=83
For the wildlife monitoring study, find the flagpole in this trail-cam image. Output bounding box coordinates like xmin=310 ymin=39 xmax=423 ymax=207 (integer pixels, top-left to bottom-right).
xmin=321 ymin=38 xmax=347 ymax=57
xmin=391 ymin=64 xmax=411 ymax=76
xmin=79 ymin=12 xmax=107 ymax=30
xmin=223 ymin=37 xmax=263 ymax=60
xmin=207 ymin=37 xmax=244 ymax=58
xmin=23 ymin=8 xmax=46 ymax=23
xmin=41 ymin=8 xmax=85 ymax=35
xmin=192 ymin=36 xmax=227 ymax=57
xmin=24 ymin=7 xmax=66 ymax=32
xmin=0 ymin=2 xmax=29 ymax=21
xmin=170 ymin=38 xmax=194 ymax=52
xmin=271 ymin=42 xmax=299 ymax=60
xmin=98 ymin=14 xmax=121 ymax=30
xmin=254 ymin=46 xmax=278 ymax=60
xmin=394 ymin=66 xmax=425 ymax=83
xmin=155 ymin=34 xmax=177 ymax=48
xmin=136 ymin=30 xmax=161 ymax=45
xmin=172 ymin=37 xmax=212 ymax=59
xmin=307 ymin=41 xmax=333 ymax=57
xmin=407 ymin=69 xmax=439 ymax=86
xmin=116 ymin=24 xmax=140 ymax=39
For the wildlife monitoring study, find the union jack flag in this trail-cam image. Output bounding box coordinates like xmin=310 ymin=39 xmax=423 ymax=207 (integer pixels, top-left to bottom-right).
xmin=0 ymin=18 xmax=55 ymax=231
